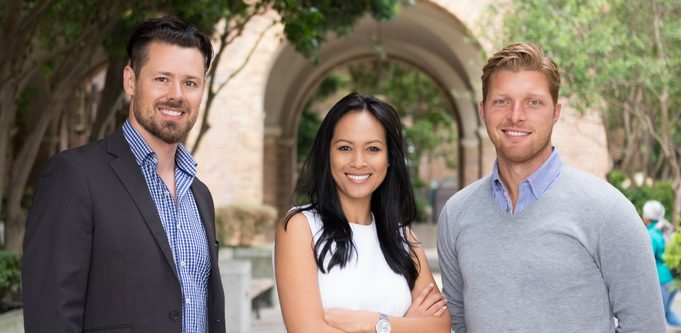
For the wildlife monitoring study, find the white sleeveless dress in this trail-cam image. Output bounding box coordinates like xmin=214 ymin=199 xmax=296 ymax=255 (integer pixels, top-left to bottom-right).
xmin=276 ymin=208 xmax=412 ymax=331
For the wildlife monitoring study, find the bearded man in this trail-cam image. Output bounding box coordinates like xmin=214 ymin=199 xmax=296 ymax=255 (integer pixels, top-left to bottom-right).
xmin=437 ymin=43 xmax=665 ymax=332
xmin=23 ymin=16 xmax=226 ymax=333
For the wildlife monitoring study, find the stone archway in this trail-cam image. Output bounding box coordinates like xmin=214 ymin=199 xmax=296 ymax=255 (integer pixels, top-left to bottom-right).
xmin=262 ymin=1 xmax=493 ymax=215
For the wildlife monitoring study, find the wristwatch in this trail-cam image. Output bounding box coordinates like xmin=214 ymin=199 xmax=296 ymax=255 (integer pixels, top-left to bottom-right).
xmin=375 ymin=312 xmax=391 ymax=333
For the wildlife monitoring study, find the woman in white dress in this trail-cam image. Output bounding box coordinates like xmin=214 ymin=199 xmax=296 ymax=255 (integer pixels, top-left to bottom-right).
xmin=275 ymin=93 xmax=451 ymax=333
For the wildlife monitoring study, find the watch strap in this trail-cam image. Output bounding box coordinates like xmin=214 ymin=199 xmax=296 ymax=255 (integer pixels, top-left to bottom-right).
xmin=379 ymin=312 xmax=389 ymax=321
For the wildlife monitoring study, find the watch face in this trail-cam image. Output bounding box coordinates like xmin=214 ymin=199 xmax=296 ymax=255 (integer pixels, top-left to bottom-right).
xmin=376 ymin=319 xmax=391 ymax=333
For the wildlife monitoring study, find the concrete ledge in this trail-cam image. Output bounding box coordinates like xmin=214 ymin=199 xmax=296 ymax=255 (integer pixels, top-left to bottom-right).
xmin=220 ymin=259 xmax=252 ymax=333
xmin=0 ymin=308 xmax=24 ymax=333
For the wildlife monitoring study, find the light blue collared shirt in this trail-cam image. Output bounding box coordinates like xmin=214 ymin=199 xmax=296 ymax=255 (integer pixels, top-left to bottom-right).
xmin=491 ymin=147 xmax=566 ymax=214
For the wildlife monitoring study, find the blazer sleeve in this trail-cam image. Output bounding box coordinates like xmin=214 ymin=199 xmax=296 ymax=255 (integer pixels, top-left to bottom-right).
xmin=23 ymin=152 xmax=94 ymax=332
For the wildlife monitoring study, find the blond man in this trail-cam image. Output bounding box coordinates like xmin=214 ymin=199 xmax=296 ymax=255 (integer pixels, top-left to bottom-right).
xmin=437 ymin=43 xmax=665 ymax=332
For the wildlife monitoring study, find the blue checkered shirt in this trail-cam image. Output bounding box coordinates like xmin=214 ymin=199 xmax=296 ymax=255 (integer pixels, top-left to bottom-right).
xmin=123 ymin=120 xmax=210 ymax=332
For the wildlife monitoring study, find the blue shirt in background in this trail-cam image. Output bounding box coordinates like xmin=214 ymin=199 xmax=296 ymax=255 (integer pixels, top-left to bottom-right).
xmin=647 ymin=221 xmax=674 ymax=285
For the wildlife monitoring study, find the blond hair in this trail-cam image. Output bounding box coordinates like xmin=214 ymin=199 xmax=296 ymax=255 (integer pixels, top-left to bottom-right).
xmin=481 ymin=43 xmax=561 ymax=104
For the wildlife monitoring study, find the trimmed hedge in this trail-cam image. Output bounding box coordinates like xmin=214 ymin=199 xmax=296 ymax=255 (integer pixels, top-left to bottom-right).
xmin=0 ymin=251 xmax=20 ymax=302
xmin=215 ymin=204 xmax=277 ymax=246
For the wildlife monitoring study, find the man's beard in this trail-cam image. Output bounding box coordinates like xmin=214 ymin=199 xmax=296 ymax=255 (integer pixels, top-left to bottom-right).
xmin=133 ymin=95 xmax=196 ymax=144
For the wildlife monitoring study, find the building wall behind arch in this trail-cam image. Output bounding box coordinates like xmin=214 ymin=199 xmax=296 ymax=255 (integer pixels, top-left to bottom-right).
xmin=186 ymin=13 xmax=284 ymax=208
xmin=552 ymin=103 xmax=609 ymax=179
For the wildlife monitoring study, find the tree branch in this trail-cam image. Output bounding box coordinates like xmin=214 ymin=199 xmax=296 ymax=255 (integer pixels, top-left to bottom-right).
xmin=18 ymin=0 xmax=59 ymax=34
xmin=217 ymin=21 xmax=275 ymax=96
xmin=191 ymin=19 xmax=275 ymax=155
xmin=671 ymin=106 xmax=681 ymax=126
xmin=0 ymin=0 xmax=25 ymax=70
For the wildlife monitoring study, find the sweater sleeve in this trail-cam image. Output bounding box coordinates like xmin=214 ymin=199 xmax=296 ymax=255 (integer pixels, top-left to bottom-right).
xmin=597 ymin=196 xmax=666 ymax=333
xmin=437 ymin=205 xmax=466 ymax=333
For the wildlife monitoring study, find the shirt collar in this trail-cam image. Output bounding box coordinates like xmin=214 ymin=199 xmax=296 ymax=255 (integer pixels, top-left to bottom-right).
xmin=491 ymin=147 xmax=565 ymax=199
xmin=122 ymin=119 xmax=155 ymax=166
xmin=122 ymin=119 xmax=198 ymax=177
xmin=525 ymin=147 xmax=564 ymax=199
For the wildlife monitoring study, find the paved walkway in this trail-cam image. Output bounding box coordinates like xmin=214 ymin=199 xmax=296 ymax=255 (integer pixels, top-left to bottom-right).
xmin=253 ymin=248 xmax=681 ymax=333
xmin=252 ymin=306 xmax=285 ymax=333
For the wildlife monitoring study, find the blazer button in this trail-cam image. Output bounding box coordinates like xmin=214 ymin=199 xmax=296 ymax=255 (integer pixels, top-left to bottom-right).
xmin=169 ymin=310 xmax=180 ymax=320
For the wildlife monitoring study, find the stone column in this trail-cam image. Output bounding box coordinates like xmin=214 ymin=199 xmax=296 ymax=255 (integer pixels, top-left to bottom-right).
xmin=275 ymin=138 xmax=295 ymax=219
xmin=262 ymin=126 xmax=295 ymax=221
xmin=478 ymin=127 xmax=496 ymax=176
xmin=262 ymin=134 xmax=279 ymax=210
xmin=220 ymin=259 xmax=251 ymax=333
xmin=460 ymin=137 xmax=480 ymax=187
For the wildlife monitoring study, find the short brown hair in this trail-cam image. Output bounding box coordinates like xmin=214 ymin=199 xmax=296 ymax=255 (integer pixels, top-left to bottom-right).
xmin=127 ymin=16 xmax=214 ymax=78
xmin=481 ymin=43 xmax=561 ymax=105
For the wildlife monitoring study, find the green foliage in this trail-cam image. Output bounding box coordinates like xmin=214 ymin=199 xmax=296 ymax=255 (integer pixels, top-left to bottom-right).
xmin=274 ymin=0 xmax=410 ymax=62
xmin=6 ymin=0 xmax=408 ymax=81
xmin=103 ymin=20 xmax=131 ymax=56
xmin=37 ymin=0 xmax=109 ymax=49
xmin=296 ymin=73 xmax=348 ymax=163
xmin=0 ymin=251 xmax=21 ymax=301
xmin=609 ymin=169 xmax=675 ymax=221
xmin=1 ymin=188 xmax=33 ymax=222
xmin=414 ymin=191 xmax=430 ymax=222
xmin=215 ymin=204 xmax=277 ymax=246
xmin=297 ymin=108 xmax=323 ymax=163
xmin=13 ymin=88 xmax=39 ymax=128
xmin=40 ymin=61 xmax=55 ymax=79
xmin=481 ymin=0 xmax=681 ymax=128
xmin=664 ymin=232 xmax=681 ymax=283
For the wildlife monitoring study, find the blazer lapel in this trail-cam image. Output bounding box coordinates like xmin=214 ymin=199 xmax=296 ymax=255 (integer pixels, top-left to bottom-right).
xmin=107 ymin=128 xmax=180 ymax=282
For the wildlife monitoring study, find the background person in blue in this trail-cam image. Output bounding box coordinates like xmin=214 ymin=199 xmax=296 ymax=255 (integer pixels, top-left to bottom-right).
xmin=643 ymin=200 xmax=681 ymax=329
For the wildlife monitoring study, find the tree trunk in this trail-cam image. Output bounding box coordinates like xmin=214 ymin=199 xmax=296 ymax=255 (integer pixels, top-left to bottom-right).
xmin=621 ymin=103 xmax=639 ymax=186
xmin=642 ymin=130 xmax=652 ymax=182
xmin=0 ymin=70 xmax=35 ymax=229
xmin=0 ymin=84 xmax=19 ymax=226
xmin=89 ymin=53 xmax=127 ymax=142
xmin=4 ymin=1 xmax=126 ymax=253
xmin=4 ymin=85 xmax=71 ymax=252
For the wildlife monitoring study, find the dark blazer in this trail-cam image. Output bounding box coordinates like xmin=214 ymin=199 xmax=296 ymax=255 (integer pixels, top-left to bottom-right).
xmin=22 ymin=127 xmax=226 ymax=333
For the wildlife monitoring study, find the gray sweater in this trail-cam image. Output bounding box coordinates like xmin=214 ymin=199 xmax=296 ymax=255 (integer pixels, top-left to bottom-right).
xmin=437 ymin=166 xmax=665 ymax=332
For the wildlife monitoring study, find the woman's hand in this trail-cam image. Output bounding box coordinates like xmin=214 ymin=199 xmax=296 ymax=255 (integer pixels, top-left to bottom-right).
xmin=324 ymin=308 xmax=376 ymax=333
xmin=404 ymin=283 xmax=447 ymax=317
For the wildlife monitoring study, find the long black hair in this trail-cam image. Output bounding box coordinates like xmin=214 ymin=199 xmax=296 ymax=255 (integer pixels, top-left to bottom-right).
xmin=284 ymin=92 xmax=419 ymax=290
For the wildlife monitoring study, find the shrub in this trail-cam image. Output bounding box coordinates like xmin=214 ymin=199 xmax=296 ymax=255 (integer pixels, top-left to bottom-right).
xmin=664 ymin=233 xmax=681 ymax=285
xmin=0 ymin=251 xmax=21 ymax=302
xmin=215 ymin=204 xmax=277 ymax=246
xmin=609 ymin=169 xmax=675 ymax=221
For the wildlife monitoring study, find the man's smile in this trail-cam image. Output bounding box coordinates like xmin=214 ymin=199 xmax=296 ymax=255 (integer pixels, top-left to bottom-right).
xmin=503 ymin=130 xmax=530 ymax=137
